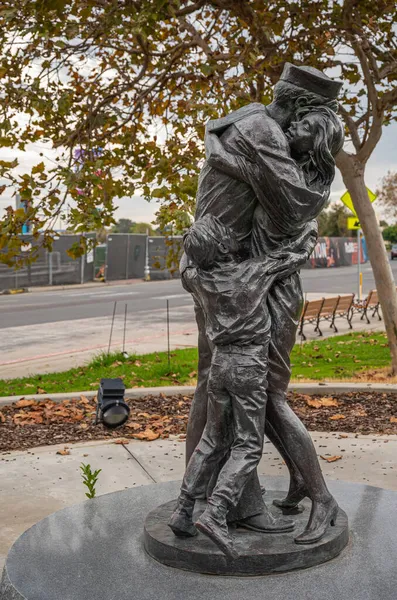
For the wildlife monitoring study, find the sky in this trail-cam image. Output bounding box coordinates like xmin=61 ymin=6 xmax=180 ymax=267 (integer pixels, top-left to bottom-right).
xmin=1 ymin=117 xmax=396 ymax=227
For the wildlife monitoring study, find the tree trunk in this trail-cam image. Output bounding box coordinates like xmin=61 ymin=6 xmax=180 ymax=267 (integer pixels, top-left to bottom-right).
xmin=337 ymin=150 xmax=397 ymax=375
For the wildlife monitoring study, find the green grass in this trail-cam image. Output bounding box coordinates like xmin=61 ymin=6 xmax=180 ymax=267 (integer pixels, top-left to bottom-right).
xmin=0 ymin=331 xmax=391 ymax=397
xmin=290 ymin=330 xmax=390 ymax=380
xmin=0 ymin=348 xmax=198 ymax=398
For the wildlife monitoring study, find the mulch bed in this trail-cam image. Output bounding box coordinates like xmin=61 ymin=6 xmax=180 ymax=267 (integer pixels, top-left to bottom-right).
xmin=1 ymin=391 xmax=397 ymax=452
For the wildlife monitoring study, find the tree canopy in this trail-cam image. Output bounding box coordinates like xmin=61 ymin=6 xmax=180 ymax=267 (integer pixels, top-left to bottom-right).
xmin=377 ymin=171 xmax=397 ymax=221
xmin=318 ymin=204 xmax=351 ymax=237
xmin=382 ymin=225 xmax=397 ymax=245
xmin=0 ymin=0 xmax=396 ymax=265
xmin=112 ymin=219 xmax=158 ymax=235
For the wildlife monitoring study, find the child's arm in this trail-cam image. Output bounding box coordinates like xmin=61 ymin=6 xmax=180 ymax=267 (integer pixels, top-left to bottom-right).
xmin=181 ymin=265 xmax=198 ymax=295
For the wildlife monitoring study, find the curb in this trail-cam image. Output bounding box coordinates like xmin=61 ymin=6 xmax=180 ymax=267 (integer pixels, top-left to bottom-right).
xmin=25 ymin=279 xmax=144 ymax=293
xmin=0 ymin=288 xmax=28 ymax=296
xmin=1 ymin=382 xmax=396 ymax=408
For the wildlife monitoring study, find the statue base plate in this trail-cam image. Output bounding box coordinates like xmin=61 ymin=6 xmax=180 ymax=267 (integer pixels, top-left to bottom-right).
xmin=2 ymin=477 xmax=397 ymax=600
xmin=144 ymin=491 xmax=349 ymax=576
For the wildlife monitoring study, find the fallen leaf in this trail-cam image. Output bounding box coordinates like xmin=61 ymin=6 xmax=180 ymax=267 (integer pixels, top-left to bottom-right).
xmin=125 ymin=422 xmax=141 ymax=430
xmin=338 ymin=434 xmax=348 ymax=439
xmin=305 ymin=398 xmax=322 ymax=409
xmin=188 ymin=371 xmax=197 ymax=378
xmin=79 ymin=423 xmax=88 ymax=430
xmin=37 ymin=388 xmax=46 ymax=394
xmin=134 ymin=360 xmax=142 ymax=367
xmin=56 ymin=449 xmax=70 ymax=456
xmin=329 ymin=414 xmax=346 ymax=420
xmin=132 ymin=429 xmax=160 ymax=441
xmin=318 ymin=397 xmax=339 ymax=407
xmin=138 ymin=412 xmax=151 ymax=419
xmin=80 ymin=395 xmax=91 ymax=404
xmin=113 ymin=439 xmax=129 ymax=445
xmin=390 ymin=416 xmax=397 ymax=423
xmin=321 ymin=455 xmax=343 ymax=463
xmin=0 ymin=412 xmax=5 ymax=423
xmin=24 ymin=383 xmax=35 ymax=388
xmin=15 ymin=399 xmax=36 ymax=408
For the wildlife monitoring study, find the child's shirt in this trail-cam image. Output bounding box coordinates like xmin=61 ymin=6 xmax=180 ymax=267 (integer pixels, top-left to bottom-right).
xmin=182 ymin=258 xmax=275 ymax=346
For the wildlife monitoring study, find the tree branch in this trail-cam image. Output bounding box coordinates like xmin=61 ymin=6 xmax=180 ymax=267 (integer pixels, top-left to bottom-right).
xmin=339 ymin=105 xmax=361 ymax=151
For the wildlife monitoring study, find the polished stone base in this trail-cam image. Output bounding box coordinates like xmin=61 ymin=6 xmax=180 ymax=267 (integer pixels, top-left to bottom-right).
xmin=2 ymin=477 xmax=397 ymax=600
xmin=144 ymin=491 xmax=349 ymax=575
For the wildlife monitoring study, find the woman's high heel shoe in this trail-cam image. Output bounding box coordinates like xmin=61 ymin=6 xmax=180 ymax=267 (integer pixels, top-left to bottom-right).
xmin=294 ymin=498 xmax=338 ymax=545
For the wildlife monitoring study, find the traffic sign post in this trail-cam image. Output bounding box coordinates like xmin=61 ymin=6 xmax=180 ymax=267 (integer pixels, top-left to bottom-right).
xmin=341 ymin=187 xmax=377 ymax=302
xmin=357 ymin=228 xmax=362 ymax=300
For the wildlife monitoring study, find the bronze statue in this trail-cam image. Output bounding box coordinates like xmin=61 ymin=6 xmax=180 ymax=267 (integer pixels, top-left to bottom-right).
xmin=171 ymin=63 xmax=344 ymax=557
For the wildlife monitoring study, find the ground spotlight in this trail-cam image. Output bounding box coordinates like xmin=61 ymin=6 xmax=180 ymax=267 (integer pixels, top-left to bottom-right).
xmin=95 ymin=378 xmax=130 ymax=429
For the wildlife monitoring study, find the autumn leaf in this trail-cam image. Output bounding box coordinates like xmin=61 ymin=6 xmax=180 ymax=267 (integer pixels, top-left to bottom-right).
xmin=329 ymin=414 xmax=346 ymax=420
xmin=80 ymin=395 xmax=91 ymax=404
xmin=390 ymin=416 xmax=397 ymax=423
xmin=318 ymin=397 xmax=339 ymax=407
xmin=0 ymin=412 xmax=5 ymax=423
xmin=15 ymin=399 xmax=36 ymax=408
xmin=56 ymin=449 xmax=70 ymax=455
xmin=305 ymin=398 xmax=322 ymax=409
xmin=305 ymin=396 xmax=340 ymax=408
xmin=188 ymin=371 xmax=197 ymax=378
xmin=125 ymin=422 xmax=142 ymax=430
xmin=132 ymin=429 xmax=160 ymax=441
xmin=113 ymin=438 xmax=129 ymax=445
xmin=321 ymin=455 xmax=343 ymax=463
xmin=37 ymin=388 xmax=46 ymax=394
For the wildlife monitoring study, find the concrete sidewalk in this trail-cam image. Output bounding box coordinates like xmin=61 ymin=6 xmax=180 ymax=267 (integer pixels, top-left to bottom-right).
xmin=1 ymin=431 xmax=396 ymax=571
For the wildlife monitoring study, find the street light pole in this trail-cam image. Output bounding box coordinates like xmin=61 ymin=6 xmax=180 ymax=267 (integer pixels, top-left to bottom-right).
xmin=144 ymin=228 xmax=150 ymax=281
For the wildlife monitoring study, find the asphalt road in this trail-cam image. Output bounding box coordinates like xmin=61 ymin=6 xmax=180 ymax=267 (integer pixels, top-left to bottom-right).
xmin=0 ymin=261 xmax=396 ymax=331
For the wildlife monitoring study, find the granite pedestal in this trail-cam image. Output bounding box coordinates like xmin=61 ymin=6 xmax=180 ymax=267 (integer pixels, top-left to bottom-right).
xmin=144 ymin=491 xmax=348 ymax=575
xmin=2 ymin=477 xmax=397 ymax=600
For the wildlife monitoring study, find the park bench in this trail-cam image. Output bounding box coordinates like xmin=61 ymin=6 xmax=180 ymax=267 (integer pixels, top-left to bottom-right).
xmin=353 ymin=289 xmax=381 ymax=324
xmin=299 ymin=294 xmax=355 ymax=340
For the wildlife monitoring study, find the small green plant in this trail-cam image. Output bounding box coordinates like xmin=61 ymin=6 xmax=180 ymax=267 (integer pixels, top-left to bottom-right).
xmin=80 ymin=463 xmax=102 ymax=499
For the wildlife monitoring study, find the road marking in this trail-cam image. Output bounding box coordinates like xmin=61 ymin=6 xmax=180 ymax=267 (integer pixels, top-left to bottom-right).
xmin=85 ymin=291 xmax=140 ymax=298
xmin=154 ymin=294 xmax=189 ymax=300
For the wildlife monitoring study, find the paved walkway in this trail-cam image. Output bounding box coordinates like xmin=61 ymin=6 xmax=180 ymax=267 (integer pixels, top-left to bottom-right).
xmin=1 ymin=431 xmax=396 ymax=570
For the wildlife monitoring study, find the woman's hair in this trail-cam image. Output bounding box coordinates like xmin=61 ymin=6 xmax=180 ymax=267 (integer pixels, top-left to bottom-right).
xmin=294 ymin=105 xmax=344 ymax=188
xmin=183 ymin=214 xmax=238 ymax=269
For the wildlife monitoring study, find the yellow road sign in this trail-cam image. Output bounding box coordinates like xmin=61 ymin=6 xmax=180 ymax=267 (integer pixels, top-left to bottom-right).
xmin=340 ymin=188 xmax=377 ymax=217
xmin=347 ymin=217 xmax=361 ymax=230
